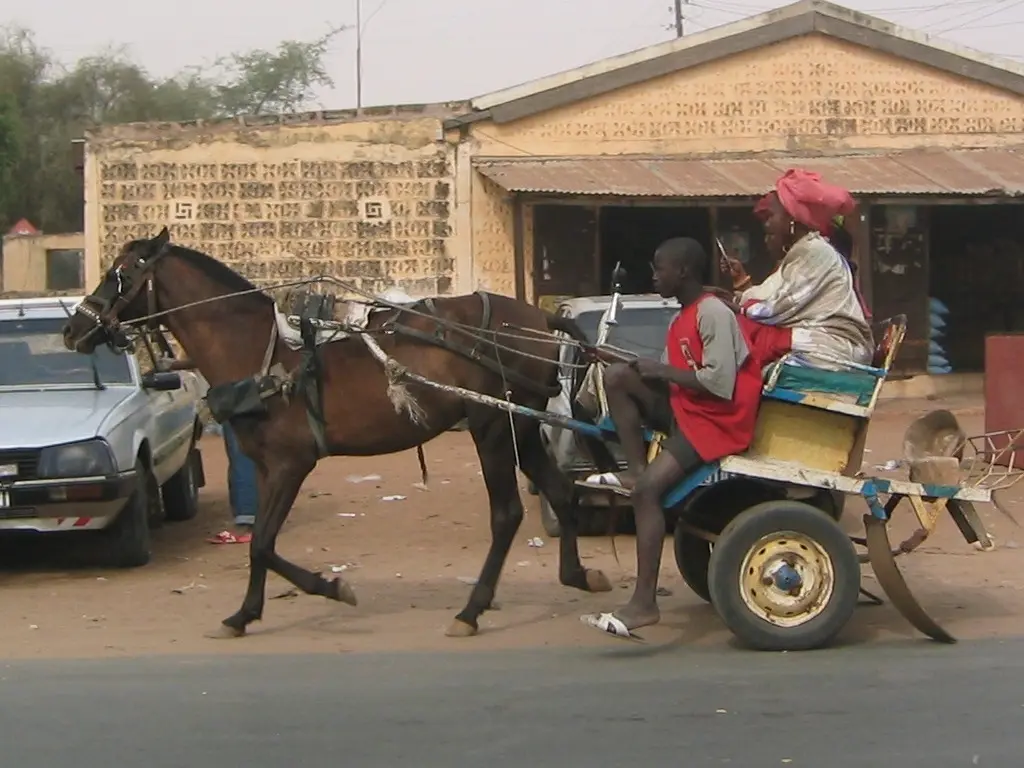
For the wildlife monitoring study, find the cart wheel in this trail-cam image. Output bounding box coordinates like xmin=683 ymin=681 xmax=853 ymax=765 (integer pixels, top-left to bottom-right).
xmin=708 ymin=500 xmax=860 ymax=652
xmin=673 ymin=523 xmax=712 ymax=604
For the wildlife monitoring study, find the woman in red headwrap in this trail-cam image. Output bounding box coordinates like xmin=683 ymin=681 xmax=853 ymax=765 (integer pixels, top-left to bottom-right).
xmin=722 ymin=168 xmax=874 ymax=370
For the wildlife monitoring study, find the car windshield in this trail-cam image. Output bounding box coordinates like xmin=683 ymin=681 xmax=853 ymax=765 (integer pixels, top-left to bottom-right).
xmin=575 ymin=306 xmax=678 ymax=358
xmin=0 ymin=317 xmax=134 ymax=388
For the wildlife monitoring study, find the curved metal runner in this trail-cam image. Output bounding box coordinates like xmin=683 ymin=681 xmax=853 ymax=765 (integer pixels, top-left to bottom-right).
xmin=863 ymin=514 xmax=956 ymax=644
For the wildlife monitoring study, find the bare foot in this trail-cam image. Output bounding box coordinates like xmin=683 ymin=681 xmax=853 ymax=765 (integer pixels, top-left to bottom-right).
xmin=610 ymin=602 xmax=661 ymax=631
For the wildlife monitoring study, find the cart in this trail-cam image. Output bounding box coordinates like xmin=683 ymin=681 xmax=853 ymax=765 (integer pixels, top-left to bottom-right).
xmin=357 ymin=301 xmax=1021 ymax=653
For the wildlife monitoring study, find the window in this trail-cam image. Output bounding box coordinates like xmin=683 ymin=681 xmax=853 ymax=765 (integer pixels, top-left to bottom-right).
xmin=45 ymin=249 xmax=84 ymax=291
xmin=0 ymin=317 xmax=133 ymax=388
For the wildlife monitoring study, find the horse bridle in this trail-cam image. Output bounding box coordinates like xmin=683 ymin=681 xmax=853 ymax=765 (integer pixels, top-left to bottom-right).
xmin=73 ymin=239 xmax=172 ymax=348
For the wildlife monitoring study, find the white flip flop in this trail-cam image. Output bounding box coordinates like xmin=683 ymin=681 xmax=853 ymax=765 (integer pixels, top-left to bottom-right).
xmin=580 ymin=612 xmax=645 ymax=642
xmin=576 ymin=472 xmax=632 ymax=498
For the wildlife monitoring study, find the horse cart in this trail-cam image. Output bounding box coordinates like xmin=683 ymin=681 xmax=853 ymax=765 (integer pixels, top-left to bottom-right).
xmin=360 ymin=291 xmax=1021 ymax=653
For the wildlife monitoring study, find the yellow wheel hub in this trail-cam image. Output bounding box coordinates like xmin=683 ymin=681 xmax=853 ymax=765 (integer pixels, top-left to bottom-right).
xmin=738 ymin=531 xmax=835 ymax=628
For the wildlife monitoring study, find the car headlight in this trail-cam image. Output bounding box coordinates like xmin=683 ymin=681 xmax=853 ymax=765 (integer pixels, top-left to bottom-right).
xmin=38 ymin=440 xmax=116 ymax=478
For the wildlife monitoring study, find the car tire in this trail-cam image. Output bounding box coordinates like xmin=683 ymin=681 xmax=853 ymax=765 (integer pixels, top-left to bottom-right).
xmin=538 ymin=493 xmax=634 ymax=538
xmin=103 ymin=460 xmax=152 ymax=568
xmin=539 ymin=493 xmax=562 ymax=538
xmin=163 ymin=446 xmax=201 ymax=522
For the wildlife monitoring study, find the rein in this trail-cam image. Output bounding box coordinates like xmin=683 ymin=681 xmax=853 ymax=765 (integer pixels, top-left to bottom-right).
xmin=111 ymin=273 xmax=594 ymax=371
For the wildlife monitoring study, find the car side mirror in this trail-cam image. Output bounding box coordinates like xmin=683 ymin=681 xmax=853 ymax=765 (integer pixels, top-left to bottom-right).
xmin=141 ymin=371 xmax=182 ymax=391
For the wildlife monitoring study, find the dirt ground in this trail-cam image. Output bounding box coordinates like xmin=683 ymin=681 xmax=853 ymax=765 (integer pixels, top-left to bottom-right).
xmin=2 ymin=393 xmax=1023 ymax=660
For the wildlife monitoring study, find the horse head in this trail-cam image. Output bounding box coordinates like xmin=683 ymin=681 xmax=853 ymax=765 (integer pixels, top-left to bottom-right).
xmin=62 ymin=227 xmax=172 ymax=354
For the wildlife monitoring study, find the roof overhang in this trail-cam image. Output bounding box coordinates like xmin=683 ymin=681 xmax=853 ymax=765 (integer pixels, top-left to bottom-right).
xmin=472 ymin=148 xmax=1024 ymax=198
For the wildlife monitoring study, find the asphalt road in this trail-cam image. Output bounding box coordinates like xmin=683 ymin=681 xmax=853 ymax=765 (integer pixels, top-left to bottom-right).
xmin=1 ymin=639 xmax=1022 ymax=767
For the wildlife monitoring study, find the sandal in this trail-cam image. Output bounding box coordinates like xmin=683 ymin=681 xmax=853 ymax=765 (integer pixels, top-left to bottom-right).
xmin=575 ymin=472 xmax=633 ymax=498
xmin=580 ymin=612 xmax=646 ymax=642
xmin=207 ymin=530 xmax=253 ymax=545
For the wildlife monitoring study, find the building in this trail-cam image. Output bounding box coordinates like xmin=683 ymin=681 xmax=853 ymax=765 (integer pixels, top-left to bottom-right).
xmin=449 ymin=0 xmax=1024 ymax=375
xmin=82 ymin=0 xmax=1024 ymax=375
xmin=83 ymin=104 xmax=466 ymax=300
xmin=1 ymin=219 xmax=86 ymax=296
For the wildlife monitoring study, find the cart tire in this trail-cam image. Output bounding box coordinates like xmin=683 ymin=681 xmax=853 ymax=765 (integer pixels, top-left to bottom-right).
xmin=673 ymin=524 xmax=712 ymax=604
xmin=708 ymin=500 xmax=859 ymax=652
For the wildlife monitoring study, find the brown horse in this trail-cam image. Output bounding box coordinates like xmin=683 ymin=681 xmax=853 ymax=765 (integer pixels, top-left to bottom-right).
xmin=61 ymin=228 xmax=613 ymax=639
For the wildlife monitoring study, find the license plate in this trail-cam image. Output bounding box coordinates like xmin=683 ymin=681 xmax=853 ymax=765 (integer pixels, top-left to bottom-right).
xmin=0 ymin=464 xmax=17 ymax=479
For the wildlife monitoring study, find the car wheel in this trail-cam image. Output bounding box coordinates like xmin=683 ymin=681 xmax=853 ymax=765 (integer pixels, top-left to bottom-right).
xmin=539 ymin=493 xmax=635 ymax=538
xmin=163 ymin=446 xmax=201 ymax=522
xmin=539 ymin=493 xmax=562 ymax=538
xmin=102 ymin=460 xmax=152 ymax=568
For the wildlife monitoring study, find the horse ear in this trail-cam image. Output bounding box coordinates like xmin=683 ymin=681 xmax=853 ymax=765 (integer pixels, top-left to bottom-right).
xmin=152 ymin=226 xmax=170 ymax=251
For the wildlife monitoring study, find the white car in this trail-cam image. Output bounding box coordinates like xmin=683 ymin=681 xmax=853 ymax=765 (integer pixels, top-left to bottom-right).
xmin=0 ymin=296 xmax=206 ymax=567
xmin=536 ymin=294 xmax=681 ymax=537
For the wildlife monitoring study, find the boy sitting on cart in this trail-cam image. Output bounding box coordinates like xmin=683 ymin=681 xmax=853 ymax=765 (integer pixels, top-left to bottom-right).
xmin=579 ymin=236 xmax=763 ymax=639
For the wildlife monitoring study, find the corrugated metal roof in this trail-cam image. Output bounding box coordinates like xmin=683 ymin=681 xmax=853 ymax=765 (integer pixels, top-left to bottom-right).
xmin=473 ymin=148 xmax=1024 ymax=198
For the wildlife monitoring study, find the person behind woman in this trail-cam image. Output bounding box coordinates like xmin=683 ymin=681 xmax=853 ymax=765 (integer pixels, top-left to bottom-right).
xmin=723 ymin=168 xmax=874 ymax=370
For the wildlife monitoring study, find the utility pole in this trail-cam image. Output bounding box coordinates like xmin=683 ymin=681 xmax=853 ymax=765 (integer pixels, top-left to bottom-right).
xmin=355 ymin=0 xmax=363 ymax=108
xmin=673 ymin=0 xmax=685 ymax=37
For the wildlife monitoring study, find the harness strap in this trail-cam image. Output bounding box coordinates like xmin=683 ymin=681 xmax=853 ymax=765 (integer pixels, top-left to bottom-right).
xmin=387 ymin=290 xmax=559 ymax=400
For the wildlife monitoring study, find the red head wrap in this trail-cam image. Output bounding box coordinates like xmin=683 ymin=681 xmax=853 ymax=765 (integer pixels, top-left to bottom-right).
xmin=755 ymin=168 xmax=855 ymax=237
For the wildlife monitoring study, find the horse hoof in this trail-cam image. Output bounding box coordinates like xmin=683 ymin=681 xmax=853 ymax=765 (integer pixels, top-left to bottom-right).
xmin=586 ymin=569 xmax=613 ymax=592
xmin=445 ymin=619 xmax=478 ymax=638
xmin=205 ymin=624 xmax=245 ymax=640
xmin=332 ymin=577 xmax=358 ymax=607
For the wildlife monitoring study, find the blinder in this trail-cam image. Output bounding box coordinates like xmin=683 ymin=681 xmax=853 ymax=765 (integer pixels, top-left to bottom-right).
xmin=74 ymin=236 xmax=172 ymax=349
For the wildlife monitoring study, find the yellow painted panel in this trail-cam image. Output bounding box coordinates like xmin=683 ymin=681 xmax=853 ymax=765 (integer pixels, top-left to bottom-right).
xmin=747 ymin=400 xmax=859 ymax=472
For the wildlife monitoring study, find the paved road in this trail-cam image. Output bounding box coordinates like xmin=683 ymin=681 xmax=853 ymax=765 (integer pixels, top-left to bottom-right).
xmin=1 ymin=639 xmax=1022 ymax=767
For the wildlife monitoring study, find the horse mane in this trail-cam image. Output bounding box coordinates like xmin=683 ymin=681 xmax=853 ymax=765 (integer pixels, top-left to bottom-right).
xmin=166 ymin=244 xmax=274 ymax=306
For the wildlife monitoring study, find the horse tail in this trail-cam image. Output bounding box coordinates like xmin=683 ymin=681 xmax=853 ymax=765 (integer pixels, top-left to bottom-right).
xmin=416 ymin=444 xmax=429 ymax=487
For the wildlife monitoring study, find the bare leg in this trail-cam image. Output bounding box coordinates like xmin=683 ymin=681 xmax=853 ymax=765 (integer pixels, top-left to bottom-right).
xmin=602 ymin=363 xmax=661 ymax=488
xmin=610 ymin=450 xmax=685 ymax=630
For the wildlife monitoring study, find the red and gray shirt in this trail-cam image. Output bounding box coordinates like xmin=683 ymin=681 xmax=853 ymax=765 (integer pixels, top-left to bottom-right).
xmin=663 ymin=294 xmax=763 ymax=462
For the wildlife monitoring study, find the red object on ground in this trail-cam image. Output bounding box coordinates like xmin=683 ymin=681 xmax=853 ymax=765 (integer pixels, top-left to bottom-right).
xmin=983 ymin=334 xmax=1024 ymax=470
xmin=207 ymin=530 xmax=252 ymax=545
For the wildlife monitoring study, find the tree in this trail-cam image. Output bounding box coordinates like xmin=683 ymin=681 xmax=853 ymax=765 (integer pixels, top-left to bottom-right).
xmin=212 ymin=26 xmax=348 ymax=117
xmin=0 ymin=93 xmax=21 ymax=225
xmin=0 ymin=23 xmax=348 ymax=235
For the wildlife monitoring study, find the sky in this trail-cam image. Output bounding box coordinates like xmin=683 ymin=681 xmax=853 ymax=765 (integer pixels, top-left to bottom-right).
xmin=3 ymin=0 xmax=1023 ymax=109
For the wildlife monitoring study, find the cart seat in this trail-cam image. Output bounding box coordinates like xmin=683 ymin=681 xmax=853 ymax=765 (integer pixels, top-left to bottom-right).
xmin=768 ymin=364 xmax=878 ymax=406
xmin=760 ymin=315 xmax=907 ymax=415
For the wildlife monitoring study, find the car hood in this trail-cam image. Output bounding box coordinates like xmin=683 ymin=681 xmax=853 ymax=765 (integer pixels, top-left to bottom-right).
xmin=0 ymin=388 xmax=135 ymax=449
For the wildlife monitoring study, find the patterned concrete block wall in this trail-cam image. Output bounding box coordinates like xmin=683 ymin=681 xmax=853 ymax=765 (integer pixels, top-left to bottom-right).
xmin=84 ymin=108 xmax=462 ymax=299
xmin=467 ymin=34 xmax=1024 ymax=298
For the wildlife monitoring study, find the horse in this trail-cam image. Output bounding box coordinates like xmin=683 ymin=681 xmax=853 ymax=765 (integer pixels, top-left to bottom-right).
xmin=61 ymin=227 xmax=614 ymax=640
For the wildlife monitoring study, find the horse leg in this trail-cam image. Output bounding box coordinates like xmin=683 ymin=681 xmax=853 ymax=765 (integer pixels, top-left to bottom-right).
xmin=447 ymin=408 xmax=524 ymax=638
xmin=208 ymin=462 xmax=357 ymax=639
xmin=514 ymin=419 xmax=613 ymax=594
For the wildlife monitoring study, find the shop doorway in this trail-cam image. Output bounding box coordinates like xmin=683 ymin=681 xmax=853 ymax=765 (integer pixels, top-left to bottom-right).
xmin=598 ymin=206 xmax=711 ymax=293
